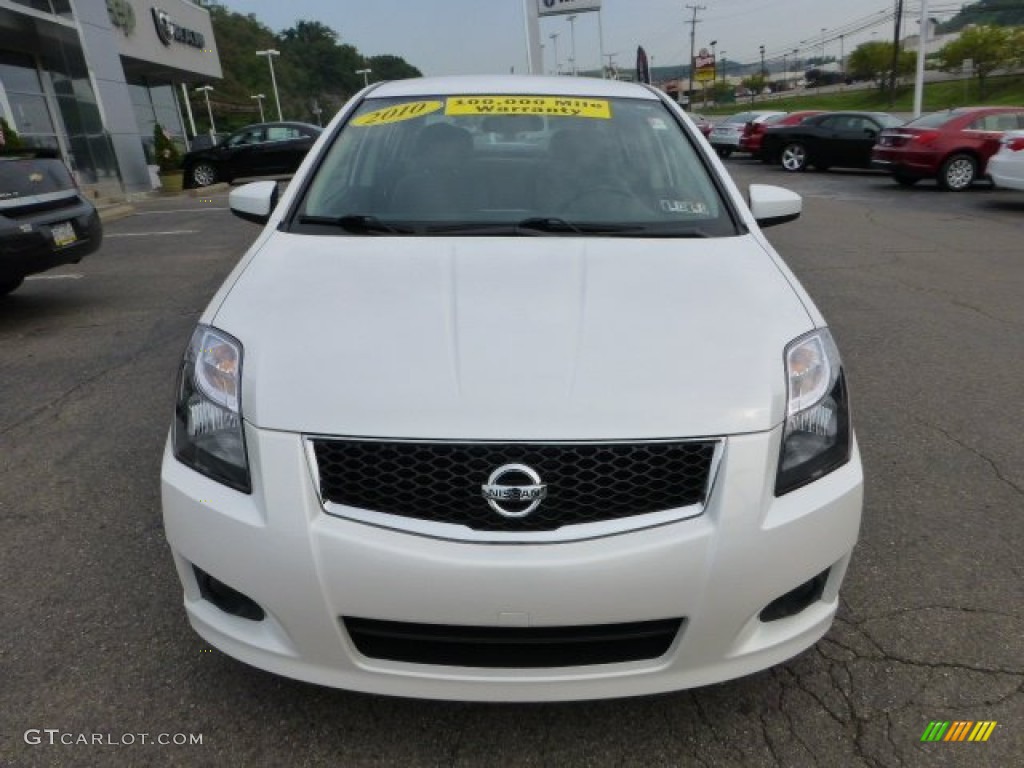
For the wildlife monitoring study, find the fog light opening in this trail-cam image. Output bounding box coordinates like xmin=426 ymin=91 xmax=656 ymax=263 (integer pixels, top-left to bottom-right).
xmin=759 ymin=568 xmax=830 ymax=623
xmin=193 ymin=565 xmax=265 ymax=621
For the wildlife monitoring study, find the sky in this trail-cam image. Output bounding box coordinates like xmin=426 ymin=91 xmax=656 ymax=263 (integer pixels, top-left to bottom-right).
xmin=223 ymin=0 xmax=944 ymax=77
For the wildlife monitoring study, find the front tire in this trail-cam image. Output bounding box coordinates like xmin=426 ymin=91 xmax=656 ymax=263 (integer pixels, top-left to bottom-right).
xmin=189 ymin=162 xmax=218 ymax=188
xmin=780 ymin=143 xmax=808 ymax=172
xmin=717 ymin=147 xmax=733 ymax=159
xmin=939 ymin=154 xmax=977 ymax=191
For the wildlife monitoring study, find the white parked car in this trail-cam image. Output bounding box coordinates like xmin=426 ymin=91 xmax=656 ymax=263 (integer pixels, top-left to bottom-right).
xmin=708 ymin=110 xmax=784 ymax=157
xmin=162 ymin=75 xmax=862 ymax=702
xmin=988 ymin=130 xmax=1024 ymax=191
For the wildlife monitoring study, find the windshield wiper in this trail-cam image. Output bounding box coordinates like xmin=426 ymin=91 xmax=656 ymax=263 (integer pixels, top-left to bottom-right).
xmin=298 ymin=214 xmax=413 ymax=235
xmin=423 ymin=218 xmax=645 ymax=236
xmin=515 ymin=217 xmax=584 ymax=235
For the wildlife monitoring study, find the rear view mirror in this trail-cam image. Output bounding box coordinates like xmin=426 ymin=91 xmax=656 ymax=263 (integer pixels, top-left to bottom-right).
xmin=748 ymin=184 xmax=801 ymax=228
xmin=481 ymin=115 xmax=544 ymax=134
xmin=229 ymin=181 xmax=279 ymax=225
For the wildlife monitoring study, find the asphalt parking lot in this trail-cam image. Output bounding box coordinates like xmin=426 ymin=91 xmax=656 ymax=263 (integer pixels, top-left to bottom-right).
xmin=1 ymin=169 xmax=1022 ymax=767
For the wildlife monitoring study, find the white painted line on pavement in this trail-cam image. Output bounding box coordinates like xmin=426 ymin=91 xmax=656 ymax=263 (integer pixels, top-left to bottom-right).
xmin=134 ymin=208 xmax=229 ymax=214
xmin=106 ymin=230 xmax=198 ymax=238
xmin=26 ymin=273 xmax=84 ymax=280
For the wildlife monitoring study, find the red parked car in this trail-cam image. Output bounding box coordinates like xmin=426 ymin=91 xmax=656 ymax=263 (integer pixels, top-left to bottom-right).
xmin=740 ymin=111 xmax=824 ymax=161
xmin=872 ymin=106 xmax=1024 ymax=190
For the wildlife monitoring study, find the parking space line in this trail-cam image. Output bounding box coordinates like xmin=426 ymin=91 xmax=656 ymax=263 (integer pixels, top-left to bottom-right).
xmin=26 ymin=273 xmax=84 ymax=280
xmin=134 ymin=208 xmax=229 ymax=214
xmin=106 ymin=230 xmax=198 ymax=238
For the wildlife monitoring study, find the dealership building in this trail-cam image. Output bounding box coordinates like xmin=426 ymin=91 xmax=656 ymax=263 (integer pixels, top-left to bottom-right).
xmin=0 ymin=0 xmax=221 ymax=193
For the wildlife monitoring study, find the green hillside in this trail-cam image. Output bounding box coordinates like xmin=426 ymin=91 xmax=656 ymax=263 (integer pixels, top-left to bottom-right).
xmin=938 ymin=0 xmax=1024 ymax=32
xmin=198 ymin=1 xmax=421 ymax=132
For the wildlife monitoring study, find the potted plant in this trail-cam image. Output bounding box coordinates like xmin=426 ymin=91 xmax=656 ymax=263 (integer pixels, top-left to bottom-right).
xmin=0 ymin=116 xmax=24 ymax=153
xmin=154 ymin=124 xmax=183 ymax=193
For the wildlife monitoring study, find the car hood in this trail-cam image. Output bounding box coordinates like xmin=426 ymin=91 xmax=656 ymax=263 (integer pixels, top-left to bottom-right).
xmin=212 ymin=234 xmax=815 ymax=439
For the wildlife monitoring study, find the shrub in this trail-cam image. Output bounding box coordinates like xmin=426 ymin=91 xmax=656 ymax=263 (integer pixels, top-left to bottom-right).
xmin=153 ymin=123 xmax=181 ymax=173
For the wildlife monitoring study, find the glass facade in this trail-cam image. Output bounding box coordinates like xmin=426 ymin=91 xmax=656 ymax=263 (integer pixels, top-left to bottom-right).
xmin=1 ymin=0 xmax=218 ymax=192
xmin=129 ymin=80 xmax=187 ymax=164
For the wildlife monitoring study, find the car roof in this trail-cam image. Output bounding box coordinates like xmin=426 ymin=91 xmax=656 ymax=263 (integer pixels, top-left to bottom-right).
xmin=368 ymin=75 xmax=661 ymax=101
xmin=235 ymin=121 xmax=321 ymax=131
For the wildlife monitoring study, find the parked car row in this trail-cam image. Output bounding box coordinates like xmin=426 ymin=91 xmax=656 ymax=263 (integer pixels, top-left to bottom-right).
xmin=708 ymin=105 xmax=1024 ymax=192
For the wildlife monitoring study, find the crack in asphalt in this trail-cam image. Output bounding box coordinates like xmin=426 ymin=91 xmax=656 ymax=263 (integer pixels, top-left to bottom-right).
xmin=910 ymin=416 xmax=1024 ymax=499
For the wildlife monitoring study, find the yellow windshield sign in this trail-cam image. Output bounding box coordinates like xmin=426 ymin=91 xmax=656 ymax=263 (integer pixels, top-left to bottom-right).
xmin=352 ymin=100 xmax=444 ymax=127
xmin=445 ymin=96 xmax=611 ymax=119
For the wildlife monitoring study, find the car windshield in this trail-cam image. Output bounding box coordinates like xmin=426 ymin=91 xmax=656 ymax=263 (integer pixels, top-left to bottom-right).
xmin=295 ymin=94 xmax=737 ymax=237
xmin=0 ymin=156 xmax=75 ymax=205
xmin=877 ymin=114 xmax=908 ymax=129
xmin=903 ymin=111 xmax=959 ymax=129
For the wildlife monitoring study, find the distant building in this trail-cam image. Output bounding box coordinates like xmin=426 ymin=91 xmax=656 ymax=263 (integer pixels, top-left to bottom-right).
xmin=0 ymin=0 xmax=222 ymax=193
xmin=903 ymin=19 xmax=961 ymax=55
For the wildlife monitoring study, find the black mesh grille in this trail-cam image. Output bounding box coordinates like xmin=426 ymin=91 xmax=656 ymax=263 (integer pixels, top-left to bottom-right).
xmin=311 ymin=439 xmax=717 ymax=532
xmin=343 ymin=617 xmax=684 ymax=667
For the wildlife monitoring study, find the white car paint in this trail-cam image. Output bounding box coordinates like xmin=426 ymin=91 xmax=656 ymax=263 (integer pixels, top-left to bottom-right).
xmin=988 ymin=130 xmax=1024 ymax=191
xmin=161 ymin=75 xmax=862 ymax=701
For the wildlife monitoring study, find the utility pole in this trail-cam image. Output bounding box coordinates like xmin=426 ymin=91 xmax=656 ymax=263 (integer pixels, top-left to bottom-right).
xmin=889 ymin=0 xmax=905 ymax=103
xmin=685 ymin=4 xmax=706 ymax=112
xmin=603 ymin=52 xmax=618 ymax=79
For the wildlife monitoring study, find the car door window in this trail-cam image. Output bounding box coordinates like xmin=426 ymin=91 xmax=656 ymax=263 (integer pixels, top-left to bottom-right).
xmin=227 ymin=128 xmax=266 ymax=147
xmin=266 ymin=126 xmax=303 ymax=142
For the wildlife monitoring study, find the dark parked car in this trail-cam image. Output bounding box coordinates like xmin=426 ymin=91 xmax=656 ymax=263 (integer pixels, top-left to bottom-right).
xmin=761 ymin=111 xmax=904 ymax=172
xmin=739 ymin=111 xmax=825 ymax=161
xmin=0 ymin=151 xmax=102 ymax=296
xmin=182 ymin=122 xmax=322 ymax=189
xmin=871 ymin=106 xmax=1024 ymax=190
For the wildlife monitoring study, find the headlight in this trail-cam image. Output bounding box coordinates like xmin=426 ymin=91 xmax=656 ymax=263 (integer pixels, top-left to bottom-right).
xmin=775 ymin=329 xmax=851 ymax=496
xmin=172 ymin=325 xmax=251 ymax=493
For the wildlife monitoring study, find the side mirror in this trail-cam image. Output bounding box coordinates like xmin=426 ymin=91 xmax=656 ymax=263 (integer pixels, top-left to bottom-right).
xmin=229 ymin=180 xmax=279 ymax=225
xmin=748 ymin=184 xmax=801 ymax=228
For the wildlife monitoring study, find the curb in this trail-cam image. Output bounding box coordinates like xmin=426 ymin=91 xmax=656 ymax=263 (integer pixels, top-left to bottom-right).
xmin=97 ymin=203 xmax=136 ymax=223
xmin=186 ymin=183 xmax=230 ymax=197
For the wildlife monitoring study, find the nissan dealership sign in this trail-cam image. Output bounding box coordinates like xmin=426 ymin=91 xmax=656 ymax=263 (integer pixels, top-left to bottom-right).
xmin=537 ymin=0 xmax=602 ymax=17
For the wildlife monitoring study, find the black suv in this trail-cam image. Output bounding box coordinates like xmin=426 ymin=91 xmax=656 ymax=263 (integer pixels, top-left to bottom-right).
xmin=1 ymin=151 xmax=102 ymax=296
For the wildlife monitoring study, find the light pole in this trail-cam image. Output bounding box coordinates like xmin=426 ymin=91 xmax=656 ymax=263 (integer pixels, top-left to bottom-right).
xmin=566 ymin=15 xmax=577 ymax=75
xmin=355 ymin=68 xmax=372 ymax=88
xmin=793 ymin=48 xmax=800 ymax=87
xmin=782 ymin=53 xmax=788 ymax=90
xmin=839 ymin=34 xmax=845 ymax=79
xmin=549 ymin=32 xmax=560 ymax=75
xmin=194 ymin=85 xmax=215 ymax=137
xmin=720 ymin=51 xmax=726 ymax=84
xmin=759 ymin=44 xmax=766 ymax=79
xmin=251 ymin=93 xmax=266 ymax=122
xmin=820 ymin=27 xmax=827 ymax=86
xmin=255 ymin=49 xmax=283 ymax=121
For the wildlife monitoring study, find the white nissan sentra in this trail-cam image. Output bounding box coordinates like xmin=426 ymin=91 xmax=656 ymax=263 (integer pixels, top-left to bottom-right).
xmin=161 ymin=75 xmax=863 ymax=702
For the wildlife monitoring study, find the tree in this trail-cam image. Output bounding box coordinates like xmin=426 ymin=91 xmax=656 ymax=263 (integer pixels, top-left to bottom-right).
xmin=740 ymin=74 xmax=767 ymax=103
xmin=847 ymin=41 xmax=915 ymax=88
xmin=0 ymin=116 xmax=24 ymax=151
xmin=936 ymin=25 xmax=1014 ymax=98
xmin=367 ymin=55 xmax=422 ymax=82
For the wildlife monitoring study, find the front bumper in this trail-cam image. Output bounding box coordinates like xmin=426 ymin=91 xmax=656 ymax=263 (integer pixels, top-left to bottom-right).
xmin=161 ymin=425 xmax=862 ymax=701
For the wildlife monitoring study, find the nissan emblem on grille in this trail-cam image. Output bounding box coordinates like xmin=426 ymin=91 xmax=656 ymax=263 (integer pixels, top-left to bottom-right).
xmin=481 ymin=464 xmax=547 ymax=518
